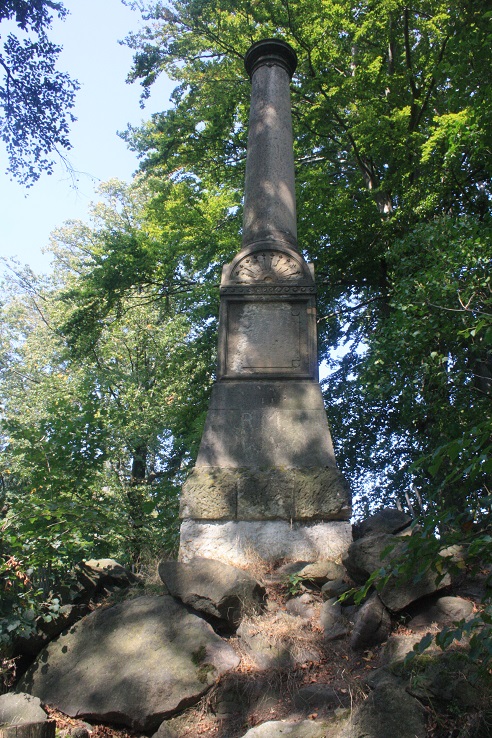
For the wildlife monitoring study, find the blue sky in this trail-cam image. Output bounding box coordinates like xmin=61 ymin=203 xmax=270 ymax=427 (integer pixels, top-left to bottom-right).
xmin=0 ymin=0 xmax=173 ymax=274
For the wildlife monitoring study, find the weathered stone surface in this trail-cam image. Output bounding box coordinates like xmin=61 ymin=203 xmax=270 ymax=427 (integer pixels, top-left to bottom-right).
xmin=17 ymin=595 xmax=239 ymax=732
xmin=350 ymin=593 xmax=391 ymax=651
xmin=274 ymin=561 xmax=312 ymax=579
xmin=379 ymin=569 xmax=451 ymax=612
xmin=158 ymin=557 xmax=265 ymax=627
xmin=343 ymin=533 xmax=450 ymax=611
xmin=285 ymin=594 xmax=316 ymax=620
xmin=407 ymin=595 xmax=474 ymax=631
xmin=381 ymin=634 xmax=437 ymax=665
xmin=239 ymin=719 xmax=331 ymax=737
xmin=337 ymin=684 xmax=426 ymax=738
xmin=237 ymin=470 xmax=295 ymax=519
xmin=342 ymin=534 xmax=400 ymax=584
xmin=294 ymin=469 xmax=351 ymax=520
xmin=180 ymin=468 xmax=237 ymax=519
xmin=237 ymin=621 xmax=293 ymax=670
xmin=223 ymin=299 xmax=315 ymax=379
xmin=321 ymin=580 xmax=352 ymax=601
xmin=296 ymin=561 xmax=346 ymax=584
xmin=320 ymin=598 xmax=351 ymax=641
xmin=405 ymin=651 xmax=489 ymax=708
xmin=180 ymin=467 xmax=350 ymax=522
xmin=353 ymin=509 xmax=412 ymax=540
xmin=293 ymin=684 xmax=339 ymax=712
xmin=152 ymin=721 xmax=181 ymax=738
xmin=0 ymin=692 xmax=47 ymax=725
xmin=195 ymin=382 xmax=339 ymax=469
xmin=179 ymin=520 xmax=352 ymax=565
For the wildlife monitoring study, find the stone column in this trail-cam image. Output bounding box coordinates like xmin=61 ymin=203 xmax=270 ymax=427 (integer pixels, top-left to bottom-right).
xmin=242 ymin=40 xmax=298 ymax=251
xmin=178 ymin=39 xmax=352 ymax=566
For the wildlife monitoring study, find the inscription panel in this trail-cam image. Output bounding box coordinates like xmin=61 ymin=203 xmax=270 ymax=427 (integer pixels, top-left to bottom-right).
xmin=226 ymin=301 xmax=309 ymax=376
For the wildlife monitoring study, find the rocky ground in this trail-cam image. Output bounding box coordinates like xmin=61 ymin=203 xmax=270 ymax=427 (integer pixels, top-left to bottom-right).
xmin=1 ymin=510 xmax=491 ymax=737
xmin=40 ymin=571 xmax=490 ymax=738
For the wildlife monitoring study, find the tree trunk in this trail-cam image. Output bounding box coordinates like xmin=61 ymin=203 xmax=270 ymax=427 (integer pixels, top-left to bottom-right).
xmin=127 ymin=443 xmax=149 ymax=564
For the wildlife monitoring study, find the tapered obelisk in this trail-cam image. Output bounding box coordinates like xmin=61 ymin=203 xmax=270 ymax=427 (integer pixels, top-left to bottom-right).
xmin=179 ymin=40 xmax=351 ymax=564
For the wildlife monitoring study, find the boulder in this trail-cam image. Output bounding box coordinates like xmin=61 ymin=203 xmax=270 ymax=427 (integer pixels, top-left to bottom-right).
xmin=83 ymin=558 xmax=138 ymax=586
xmin=407 ymin=595 xmax=474 ymax=630
xmin=405 ymin=651 xmax=489 ymax=709
xmin=353 ymin=509 xmax=412 ymax=540
xmin=158 ymin=557 xmax=265 ymax=627
xmin=343 ymin=534 xmax=450 ymax=611
xmin=60 ymin=559 xmax=137 ymax=609
xmin=381 ymin=634 xmax=437 ymax=665
xmin=239 ymin=720 xmax=331 ymax=737
xmin=342 ymin=534 xmax=399 ymax=584
xmin=320 ymin=598 xmax=351 ymax=641
xmin=152 ymin=721 xmax=181 ymax=738
xmin=379 ymin=569 xmax=451 ymax=612
xmin=285 ymin=594 xmax=316 ymax=620
xmin=269 ymin=561 xmax=312 ymax=582
xmin=295 ymin=561 xmax=346 ymax=585
xmin=293 ymin=684 xmax=339 ymax=712
xmin=337 ymin=684 xmax=426 ymax=738
xmin=17 ymin=595 xmax=239 ymax=732
xmin=0 ymin=692 xmax=48 ymax=725
xmin=321 ymin=579 xmax=352 ymax=601
xmin=350 ymin=593 xmax=391 ymax=651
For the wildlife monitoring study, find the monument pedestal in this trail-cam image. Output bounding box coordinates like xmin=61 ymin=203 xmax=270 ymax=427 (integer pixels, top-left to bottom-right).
xmin=178 ymin=40 xmax=351 ymax=565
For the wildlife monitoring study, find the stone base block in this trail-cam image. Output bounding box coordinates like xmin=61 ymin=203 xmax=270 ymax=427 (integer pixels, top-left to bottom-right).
xmin=179 ymin=519 xmax=352 ymax=566
xmin=196 ymin=381 xmax=338 ymax=468
xmin=180 ymin=466 xmax=351 ymax=521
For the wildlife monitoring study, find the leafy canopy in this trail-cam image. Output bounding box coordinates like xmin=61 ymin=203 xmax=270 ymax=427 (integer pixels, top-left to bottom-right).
xmin=0 ymin=0 xmax=79 ymax=185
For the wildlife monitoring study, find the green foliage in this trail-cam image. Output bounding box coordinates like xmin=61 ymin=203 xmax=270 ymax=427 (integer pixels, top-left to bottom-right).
xmin=286 ymin=573 xmax=307 ymax=596
xmin=1 ymin=0 xmax=491 ymax=673
xmin=0 ymin=0 xmax=79 ymax=185
xmin=120 ymin=0 xmax=492 ymax=522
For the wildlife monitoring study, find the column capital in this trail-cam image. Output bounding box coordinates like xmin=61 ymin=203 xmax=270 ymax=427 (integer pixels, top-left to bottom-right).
xmin=244 ymin=39 xmax=297 ymax=80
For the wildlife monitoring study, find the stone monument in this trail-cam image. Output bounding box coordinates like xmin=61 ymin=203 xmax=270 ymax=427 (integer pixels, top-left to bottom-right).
xmin=179 ymin=39 xmax=351 ymax=565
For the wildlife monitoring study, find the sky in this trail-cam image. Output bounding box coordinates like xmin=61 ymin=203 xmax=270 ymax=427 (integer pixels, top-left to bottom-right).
xmin=0 ymin=0 xmax=174 ymax=275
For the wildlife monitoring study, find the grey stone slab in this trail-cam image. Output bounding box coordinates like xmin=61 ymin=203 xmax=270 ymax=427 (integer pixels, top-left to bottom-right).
xmin=179 ymin=520 xmax=352 ymax=566
xmin=337 ymin=684 xmax=426 ymax=738
xmin=240 ymin=719 xmax=331 ymax=738
xmin=237 ymin=469 xmax=295 ymax=519
xmin=225 ymin=300 xmax=310 ymax=378
xmin=294 ymin=468 xmax=351 ymax=520
xmin=0 ymin=692 xmax=48 ymax=725
xmin=17 ymin=595 xmax=239 ymax=732
xmin=180 ymin=468 xmax=237 ymax=519
xmin=195 ymin=381 xmax=338 ymax=469
xmin=181 ymin=466 xmax=350 ymax=522
xmin=353 ymin=509 xmax=412 ymax=539
xmin=158 ymin=558 xmax=265 ymax=627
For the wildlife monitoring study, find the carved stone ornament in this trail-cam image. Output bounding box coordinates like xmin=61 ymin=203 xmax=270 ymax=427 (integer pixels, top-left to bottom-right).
xmin=231 ymin=250 xmax=303 ymax=283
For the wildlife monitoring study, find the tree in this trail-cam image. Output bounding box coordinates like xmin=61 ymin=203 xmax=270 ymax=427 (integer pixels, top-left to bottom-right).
xmin=118 ymin=0 xmax=492 ymax=513
xmin=0 ymin=0 xmax=79 ymax=185
xmin=0 ymin=176 xmax=232 ymax=588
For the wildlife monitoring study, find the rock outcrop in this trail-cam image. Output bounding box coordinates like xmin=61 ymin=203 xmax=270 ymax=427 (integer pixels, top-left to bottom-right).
xmin=158 ymin=557 xmax=265 ymax=628
xmin=17 ymin=595 xmax=239 ymax=732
